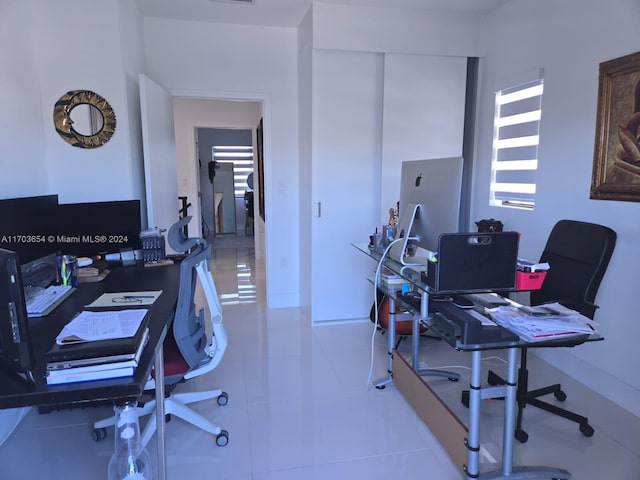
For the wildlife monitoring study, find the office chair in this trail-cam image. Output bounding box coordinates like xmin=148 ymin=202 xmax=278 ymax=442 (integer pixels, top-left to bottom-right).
xmin=93 ymin=216 xmax=229 ymax=447
xmin=487 ymin=219 xmax=616 ymax=443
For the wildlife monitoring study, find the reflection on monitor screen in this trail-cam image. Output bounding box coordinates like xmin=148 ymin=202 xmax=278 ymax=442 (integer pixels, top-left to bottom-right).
xmin=396 ymin=157 xmax=464 ymax=262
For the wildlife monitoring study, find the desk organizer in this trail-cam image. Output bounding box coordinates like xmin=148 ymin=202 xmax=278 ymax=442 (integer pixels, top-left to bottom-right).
xmin=423 ymin=232 xmax=519 ymax=293
xmin=515 ymin=271 xmax=547 ymax=290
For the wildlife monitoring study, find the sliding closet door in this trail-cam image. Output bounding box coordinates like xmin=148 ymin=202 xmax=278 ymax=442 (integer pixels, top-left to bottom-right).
xmin=311 ymin=49 xmax=383 ymax=323
xmin=310 ymin=51 xmax=468 ymax=323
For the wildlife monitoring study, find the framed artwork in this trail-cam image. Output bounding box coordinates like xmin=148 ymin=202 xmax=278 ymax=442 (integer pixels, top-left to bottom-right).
xmin=256 ymin=117 xmax=265 ymax=221
xmin=591 ymin=51 xmax=640 ymax=201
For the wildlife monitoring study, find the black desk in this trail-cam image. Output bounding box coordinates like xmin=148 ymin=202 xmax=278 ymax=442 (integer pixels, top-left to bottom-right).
xmin=0 ymin=262 xmax=180 ymax=480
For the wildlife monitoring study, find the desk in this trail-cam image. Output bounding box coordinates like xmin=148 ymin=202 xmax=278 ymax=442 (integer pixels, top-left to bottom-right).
xmin=355 ymin=243 xmax=601 ymax=480
xmin=0 ymin=262 xmax=180 ymax=480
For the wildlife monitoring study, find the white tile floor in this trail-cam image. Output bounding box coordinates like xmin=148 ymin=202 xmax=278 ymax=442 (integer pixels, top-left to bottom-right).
xmin=1 ymin=245 xmax=639 ymax=479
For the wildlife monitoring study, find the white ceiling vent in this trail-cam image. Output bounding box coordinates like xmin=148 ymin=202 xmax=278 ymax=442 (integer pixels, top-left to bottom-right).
xmin=210 ymin=0 xmax=255 ymax=4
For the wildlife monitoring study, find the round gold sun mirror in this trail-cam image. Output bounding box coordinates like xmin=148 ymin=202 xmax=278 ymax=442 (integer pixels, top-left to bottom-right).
xmin=53 ymin=90 xmax=116 ymax=148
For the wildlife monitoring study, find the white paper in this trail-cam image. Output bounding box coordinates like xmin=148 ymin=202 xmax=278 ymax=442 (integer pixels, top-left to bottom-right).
xmin=487 ymin=302 xmax=597 ymax=342
xmin=55 ymin=309 xmax=148 ymax=345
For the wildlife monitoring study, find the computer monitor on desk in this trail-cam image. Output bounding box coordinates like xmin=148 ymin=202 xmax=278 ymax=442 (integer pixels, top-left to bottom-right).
xmin=0 ymin=249 xmax=35 ymax=382
xmin=0 ymin=195 xmax=59 ymax=264
xmin=389 ymin=157 xmax=464 ymax=265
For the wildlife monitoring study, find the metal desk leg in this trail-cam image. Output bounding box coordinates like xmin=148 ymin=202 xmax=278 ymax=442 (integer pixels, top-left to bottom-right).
xmin=155 ymin=344 xmax=166 ymax=480
xmin=413 ymin=292 xmax=460 ymax=381
xmin=466 ymin=350 xmax=483 ymax=479
xmin=373 ymin=296 xmax=396 ymax=389
xmin=475 ymin=348 xmax=572 ymax=480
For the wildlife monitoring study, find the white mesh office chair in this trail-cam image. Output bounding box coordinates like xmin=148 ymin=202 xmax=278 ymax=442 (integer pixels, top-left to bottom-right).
xmin=93 ymin=216 xmax=229 ymax=447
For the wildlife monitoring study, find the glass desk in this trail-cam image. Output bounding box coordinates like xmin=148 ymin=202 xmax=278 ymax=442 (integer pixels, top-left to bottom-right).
xmin=354 ymin=242 xmax=602 ymax=480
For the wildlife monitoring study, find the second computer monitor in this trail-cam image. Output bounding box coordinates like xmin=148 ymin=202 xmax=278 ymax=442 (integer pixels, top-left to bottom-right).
xmin=398 ymin=157 xmax=464 ymax=260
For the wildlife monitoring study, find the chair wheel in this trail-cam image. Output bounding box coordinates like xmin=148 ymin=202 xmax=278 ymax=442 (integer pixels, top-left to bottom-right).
xmin=92 ymin=427 xmax=107 ymax=442
xmin=554 ymin=390 xmax=567 ymax=401
xmin=515 ymin=428 xmax=529 ymax=443
xmin=375 ymin=385 xmax=386 ymax=390
xmin=216 ymin=430 xmax=229 ymax=446
xmin=217 ymin=392 xmax=229 ymax=406
xmin=448 ymin=377 xmax=459 ymax=382
xmin=579 ymin=424 xmax=594 ymax=437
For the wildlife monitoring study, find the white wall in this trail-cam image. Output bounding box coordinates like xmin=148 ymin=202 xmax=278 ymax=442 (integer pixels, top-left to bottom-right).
xmin=312 ymin=3 xmax=485 ymax=57
xmin=473 ymin=0 xmax=640 ymax=414
xmin=0 ymin=1 xmax=49 ymax=198
xmin=144 ymin=20 xmax=298 ymax=308
xmin=0 ymin=0 xmax=145 ymax=204
xmin=31 ymin=0 xmax=145 ymax=204
xmin=297 ymin=8 xmax=314 ymax=314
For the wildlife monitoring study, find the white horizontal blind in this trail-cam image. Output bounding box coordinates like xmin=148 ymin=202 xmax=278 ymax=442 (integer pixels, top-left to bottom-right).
xmin=490 ymin=79 xmax=544 ymax=209
xmin=212 ymin=146 xmax=254 ymax=197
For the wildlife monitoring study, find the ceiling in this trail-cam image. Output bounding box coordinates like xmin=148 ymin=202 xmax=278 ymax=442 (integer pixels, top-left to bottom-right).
xmin=134 ymin=0 xmax=510 ymax=28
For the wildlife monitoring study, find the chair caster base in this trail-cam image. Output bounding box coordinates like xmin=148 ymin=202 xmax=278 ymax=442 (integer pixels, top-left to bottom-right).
xmin=92 ymin=427 xmax=107 ymax=442
xmin=217 ymin=391 xmax=229 ymax=406
xmin=515 ymin=428 xmax=529 ymax=443
xmin=580 ymin=423 xmax=594 ymax=437
xmin=216 ymin=429 xmax=229 ymax=446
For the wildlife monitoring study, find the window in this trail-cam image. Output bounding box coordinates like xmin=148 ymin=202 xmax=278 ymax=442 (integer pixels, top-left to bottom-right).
xmin=490 ymin=77 xmax=544 ymax=209
xmin=212 ymin=145 xmax=254 ymax=197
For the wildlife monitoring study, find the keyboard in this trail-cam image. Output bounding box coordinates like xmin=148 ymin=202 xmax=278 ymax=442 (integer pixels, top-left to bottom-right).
xmin=26 ymin=285 xmax=76 ymax=317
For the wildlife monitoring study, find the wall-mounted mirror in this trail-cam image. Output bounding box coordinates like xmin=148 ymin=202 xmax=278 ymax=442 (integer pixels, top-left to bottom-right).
xmin=53 ymin=90 xmax=116 ymax=148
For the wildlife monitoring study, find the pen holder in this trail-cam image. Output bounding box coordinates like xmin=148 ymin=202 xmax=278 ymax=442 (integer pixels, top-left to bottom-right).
xmin=381 ymin=225 xmax=397 ymax=247
xmin=57 ymin=254 xmax=78 ymax=287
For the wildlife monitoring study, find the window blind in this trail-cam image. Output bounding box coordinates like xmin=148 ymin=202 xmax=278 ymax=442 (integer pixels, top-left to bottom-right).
xmin=213 ymin=146 xmax=254 ymax=197
xmin=490 ymin=79 xmax=543 ymax=209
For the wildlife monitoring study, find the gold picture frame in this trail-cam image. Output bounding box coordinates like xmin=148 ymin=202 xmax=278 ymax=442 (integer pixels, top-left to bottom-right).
xmin=591 ymin=51 xmax=640 ymax=201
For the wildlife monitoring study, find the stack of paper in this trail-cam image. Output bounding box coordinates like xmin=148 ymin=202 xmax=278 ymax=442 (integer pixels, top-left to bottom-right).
xmin=487 ymin=302 xmax=597 ymax=342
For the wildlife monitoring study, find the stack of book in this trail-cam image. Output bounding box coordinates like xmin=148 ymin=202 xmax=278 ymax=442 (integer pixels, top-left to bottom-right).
xmin=378 ymin=266 xmax=410 ymax=288
xmin=44 ymin=309 xmax=150 ymax=385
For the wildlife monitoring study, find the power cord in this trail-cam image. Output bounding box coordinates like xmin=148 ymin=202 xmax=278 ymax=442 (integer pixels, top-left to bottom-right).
xmin=366 ymin=237 xmax=404 ymax=390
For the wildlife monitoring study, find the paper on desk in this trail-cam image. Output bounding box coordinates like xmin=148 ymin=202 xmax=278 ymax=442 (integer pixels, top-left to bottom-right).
xmin=85 ymin=291 xmax=162 ymax=308
xmin=55 ymin=309 xmax=148 ymax=345
xmin=487 ymin=302 xmax=597 ymax=341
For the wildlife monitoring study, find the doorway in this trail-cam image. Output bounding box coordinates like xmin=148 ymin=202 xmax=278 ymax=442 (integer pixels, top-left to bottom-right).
xmin=196 ymin=127 xmax=255 ymax=244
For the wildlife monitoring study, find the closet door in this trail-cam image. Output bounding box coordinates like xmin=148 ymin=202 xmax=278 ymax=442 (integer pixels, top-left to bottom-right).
xmin=310 ymin=51 xmax=468 ymax=323
xmin=311 ymin=50 xmax=383 ymax=323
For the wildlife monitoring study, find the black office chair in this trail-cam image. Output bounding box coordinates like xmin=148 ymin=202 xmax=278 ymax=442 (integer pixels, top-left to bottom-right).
xmin=488 ymin=219 xmax=616 ymax=443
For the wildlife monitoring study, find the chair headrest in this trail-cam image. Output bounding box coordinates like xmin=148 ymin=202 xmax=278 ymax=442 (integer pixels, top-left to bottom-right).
xmin=168 ymin=216 xmax=199 ymax=253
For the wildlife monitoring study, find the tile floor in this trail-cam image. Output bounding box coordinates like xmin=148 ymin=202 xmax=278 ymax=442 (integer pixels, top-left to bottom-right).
xmin=1 ymin=244 xmax=639 ymax=479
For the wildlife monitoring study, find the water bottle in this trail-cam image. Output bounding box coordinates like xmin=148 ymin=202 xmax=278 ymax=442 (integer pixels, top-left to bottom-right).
xmin=107 ymin=401 xmax=152 ymax=480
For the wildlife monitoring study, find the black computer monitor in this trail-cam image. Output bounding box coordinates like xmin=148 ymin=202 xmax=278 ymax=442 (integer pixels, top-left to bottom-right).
xmin=0 ymin=249 xmax=35 ymax=379
xmin=56 ymin=200 xmax=142 ymax=257
xmin=0 ymin=195 xmax=60 ymax=264
xmin=390 ymin=157 xmax=464 ymax=265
